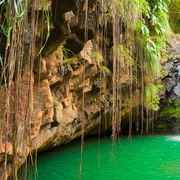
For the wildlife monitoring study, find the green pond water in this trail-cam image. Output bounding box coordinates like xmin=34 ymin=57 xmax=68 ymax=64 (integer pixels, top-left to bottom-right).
xmin=31 ymin=135 xmax=180 ymax=180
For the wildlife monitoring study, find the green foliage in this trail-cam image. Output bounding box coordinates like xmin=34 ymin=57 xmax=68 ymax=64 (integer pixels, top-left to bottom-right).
xmin=160 ymin=100 xmax=180 ymax=118
xmin=144 ymin=83 xmax=164 ymax=111
xmin=62 ymin=48 xmax=74 ymax=58
xmin=99 ymin=65 xmax=111 ymax=76
xmin=108 ymin=0 xmax=170 ymax=112
xmin=62 ymin=48 xmax=82 ymax=65
xmin=134 ymin=0 xmax=170 ymax=111
xmin=92 ymin=51 xmax=103 ymax=65
xmin=169 ymin=0 xmax=180 ymax=33
xmin=134 ymin=19 xmax=149 ymax=38
xmin=132 ymin=0 xmax=150 ymax=15
xmin=0 ymin=0 xmax=51 ymax=55
xmin=134 ymin=0 xmax=169 ymax=76
xmin=92 ymin=51 xmax=111 ymax=76
xmin=62 ymin=57 xmax=81 ymax=65
xmin=148 ymin=0 xmax=170 ymax=34
xmin=106 ymin=12 xmax=113 ymax=18
xmin=0 ymin=0 xmax=27 ymax=42
xmin=113 ymin=45 xmax=134 ymax=65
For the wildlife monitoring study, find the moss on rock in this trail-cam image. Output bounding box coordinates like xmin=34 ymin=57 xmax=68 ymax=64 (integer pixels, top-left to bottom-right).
xmin=160 ymin=100 xmax=180 ymax=119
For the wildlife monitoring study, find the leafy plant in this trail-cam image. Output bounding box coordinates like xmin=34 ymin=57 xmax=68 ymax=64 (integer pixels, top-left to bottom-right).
xmin=113 ymin=44 xmax=134 ymax=65
xmin=62 ymin=47 xmax=75 ymax=58
xmin=62 ymin=47 xmax=82 ymax=65
xmin=62 ymin=57 xmax=81 ymax=65
xmin=99 ymin=65 xmax=111 ymax=76
xmin=144 ymin=83 xmax=164 ymax=111
xmin=133 ymin=0 xmax=170 ymax=111
xmin=160 ymin=100 xmax=180 ymax=118
xmin=92 ymin=51 xmax=111 ymax=76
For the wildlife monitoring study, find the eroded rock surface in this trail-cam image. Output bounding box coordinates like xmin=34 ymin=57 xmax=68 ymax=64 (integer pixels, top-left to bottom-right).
xmin=162 ymin=36 xmax=180 ymax=100
xmin=0 ymin=0 xmax=160 ymax=178
xmin=155 ymin=35 xmax=180 ymax=133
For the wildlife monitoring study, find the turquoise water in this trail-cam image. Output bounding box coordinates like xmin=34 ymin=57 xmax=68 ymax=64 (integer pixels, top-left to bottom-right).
xmin=32 ymin=136 xmax=180 ymax=180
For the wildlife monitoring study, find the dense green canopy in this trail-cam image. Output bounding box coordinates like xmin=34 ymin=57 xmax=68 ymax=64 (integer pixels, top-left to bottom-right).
xmin=169 ymin=0 xmax=180 ymax=33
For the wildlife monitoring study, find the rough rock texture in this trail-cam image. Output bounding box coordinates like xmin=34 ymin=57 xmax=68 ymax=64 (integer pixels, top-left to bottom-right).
xmin=0 ymin=41 xmax=104 ymax=177
xmin=0 ymin=1 xmax=113 ymax=176
xmin=162 ymin=36 xmax=180 ymax=99
xmin=155 ymin=35 xmax=180 ymax=133
xmin=1 ymin=0 xmax=174 ymax=177
xmin=0 ymin=1 xmax=139 ymax=177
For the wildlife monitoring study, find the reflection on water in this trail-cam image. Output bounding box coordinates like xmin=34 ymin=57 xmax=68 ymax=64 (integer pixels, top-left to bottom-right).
xmin=161 ymin=160 xmax=180 ymax=175
xmin=168 ymin=136 xmax=180 ymax=142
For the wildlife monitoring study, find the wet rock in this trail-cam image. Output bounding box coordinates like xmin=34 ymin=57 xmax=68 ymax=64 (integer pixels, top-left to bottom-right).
xmin=174 ymin=81 xmax=180 ymax=97
xmin=163 ymin=77 xmax=177 ymax=92
xmin=161 ymin=35 xmax=180 ymax=99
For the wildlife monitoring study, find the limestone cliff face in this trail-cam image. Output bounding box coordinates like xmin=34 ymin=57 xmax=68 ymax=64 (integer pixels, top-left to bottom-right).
xmin=0 ymin=0 xmax=175 ymax=178
xmin=0 ymin=41 xmax=106 ymax=177
xmin=0 ymin=0 xmax=118 ymax=177
xmin=30 ymin=42 xmax=104 ymax=152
